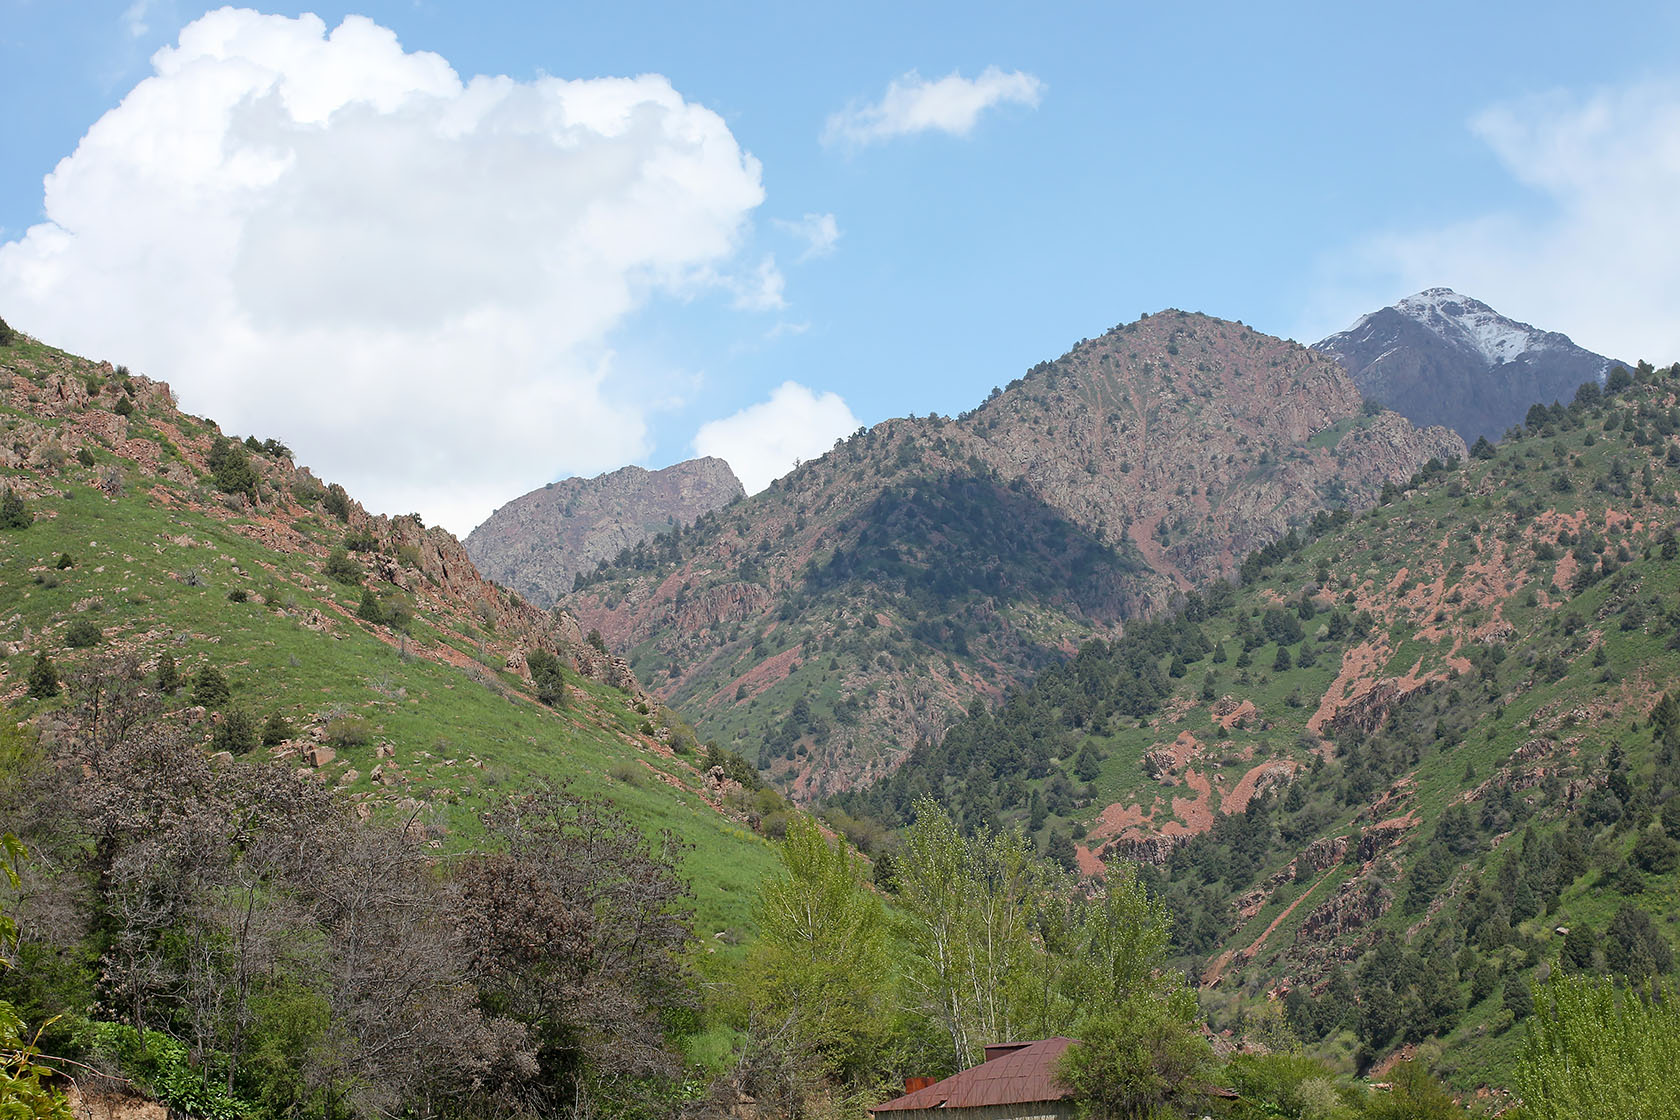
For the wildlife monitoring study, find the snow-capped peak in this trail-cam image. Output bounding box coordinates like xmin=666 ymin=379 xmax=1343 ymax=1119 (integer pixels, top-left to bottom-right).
xmin=1389 ymin=288 xmax=1550 ymax=367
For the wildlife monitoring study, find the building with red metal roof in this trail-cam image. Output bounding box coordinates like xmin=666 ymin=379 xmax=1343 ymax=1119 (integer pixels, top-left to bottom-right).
xmin=870 ymin=1038 xmax=1077 ymax=1119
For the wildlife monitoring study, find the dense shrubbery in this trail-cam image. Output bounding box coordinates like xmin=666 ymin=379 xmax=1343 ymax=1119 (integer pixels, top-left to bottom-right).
xmin=206 ymin=435 xmax=259 ymax=499
xmin=0 ymin=664 xmax=702 ymax=1120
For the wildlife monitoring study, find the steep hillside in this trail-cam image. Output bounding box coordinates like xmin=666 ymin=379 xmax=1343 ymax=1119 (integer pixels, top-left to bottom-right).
xmin=0 ymin=331 xmax=779 ymax=937
xmin=565 ymin=311 xmax=1461 ymax=796
xmin=466 ymin=456 xmax=743 ymax=606
xmin=1316 ymin=288 xmax=1614 ymax=444
xmin=834 ymin=359 xmax=1680 ymax=1084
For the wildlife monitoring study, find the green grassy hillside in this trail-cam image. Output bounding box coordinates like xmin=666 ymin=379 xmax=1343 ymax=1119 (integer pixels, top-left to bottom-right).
xmin=0 ymin=332 xmax=778 ymax=943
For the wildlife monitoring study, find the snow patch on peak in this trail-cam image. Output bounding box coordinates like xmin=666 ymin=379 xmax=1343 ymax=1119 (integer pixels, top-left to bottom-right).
xmin=1391 ymin=288 xmax=1550 ymax=367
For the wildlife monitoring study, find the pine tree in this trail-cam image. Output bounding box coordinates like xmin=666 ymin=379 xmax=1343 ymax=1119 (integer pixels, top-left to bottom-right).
xmin=192 ymin=665 xmax=231 ymax=709
xmin=0 ymin=488 xmax=28 ymax=530
xmin=25 ymin=651 xmax=59 ymax=699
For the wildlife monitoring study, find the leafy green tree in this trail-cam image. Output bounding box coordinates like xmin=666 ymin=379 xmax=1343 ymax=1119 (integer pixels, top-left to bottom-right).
xmin=0 ymin=315 xmax=14 ymax=346
xmin=1515 ymin=974 xmax=1680 ymax=1119
xmin=192 ymin=665 xmax=231 ymax=709
xmin=25 ymin=651 xmax=59 ymax=700
xmin=894 ymin=799 xmax=1041 ymax=1067
xmin=749 ymin=814 xmax=890 ymax=1083
xmin=1057 ymin=993 xmax=1211 ymax=1120
xmin=1363 ymin=1061 xmax=1470 ymax=1119
xmin=0 ymin=488 xmax=29 ymax=530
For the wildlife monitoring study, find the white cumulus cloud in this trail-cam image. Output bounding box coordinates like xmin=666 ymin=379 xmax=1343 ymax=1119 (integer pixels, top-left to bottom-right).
xmin=823 ymin=67 xmax=1044 ymax=147
xmin=693 ymin=381 xmax=859 ymax=493
xmin=774 ymin=212 xmax=841 ymax=260
xmin=0 ymin=8 xmax=770 ymax=534
xmin=1309 ymin=80 xmax=1680 ymax=363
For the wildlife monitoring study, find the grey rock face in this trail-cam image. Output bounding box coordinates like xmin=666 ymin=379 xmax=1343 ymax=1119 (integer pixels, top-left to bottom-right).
xmin=466 ymin=457 xmax=743 ymax=606
xmin=1315 ymin=288 xmax=1616 ymax=444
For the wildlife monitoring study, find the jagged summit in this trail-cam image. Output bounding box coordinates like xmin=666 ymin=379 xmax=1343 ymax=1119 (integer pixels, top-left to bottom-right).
xmin=466 ymin=456 xmax=744 ymax=607
xmin=1389 ymin=287 xmax=1569 ymax=367
xmin=1315 ymin=289 xmax=1616 ymax=444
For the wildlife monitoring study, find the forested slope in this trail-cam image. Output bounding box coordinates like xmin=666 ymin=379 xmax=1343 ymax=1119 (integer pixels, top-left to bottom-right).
xmin=833 ymin=360 xmax=1680 ymax=1085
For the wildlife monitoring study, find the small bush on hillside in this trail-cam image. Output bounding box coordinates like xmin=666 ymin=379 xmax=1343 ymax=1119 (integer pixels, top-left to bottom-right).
xmin=356 ymin=587 xmax=386 ymax=624
xmin=211 ymin=708 xmax=259 ymax=754
xmin=64 ymin=618 xmax=103 ymax=648
xmin=155 ymin=651 xmax=181 ymax=694
xmin=344 ymin=529 xmax=378 ymax=552
xmin=75 ymin=447 xmax=96 ymax=467
xmin=192 ymin=665 xmax=231 ymax=708
xmin=26 ymin=650 xmax=60 ymax=699
xmin=261 ymin=710 xmax=294 ymax=747
xmin=206 ymin=436 xmax=258 ymax=499
xmin=0 ymin=488 xmax=29 ymax=530
xmin=323 ymin=483 xmax=351 ymax=521
xmin=0 ymin=315 xmax=14 ymax=345
xmin=55 ymin=553 xmax=73 ymax=569
xmin=324 ymin=548 xmax=362 ymax=585
xmin=226 ymin=589 xmax=248 ymax=603
xmin=114 ymin=396 xmax=134 ymax=417
xmin=324 ymin=716 xmax=370 ymax=748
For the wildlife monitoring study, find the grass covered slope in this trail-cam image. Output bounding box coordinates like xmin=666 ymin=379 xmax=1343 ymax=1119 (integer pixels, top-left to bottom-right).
xmin=834 ymin=360 xmax=1680 ymax=1084
xmin=0 ymin=331 xmax=778 ymax=940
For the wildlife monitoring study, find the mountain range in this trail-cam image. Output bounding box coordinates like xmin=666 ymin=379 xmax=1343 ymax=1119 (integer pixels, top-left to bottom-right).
xmin=561 ymin=310 xmax=1462 ymax=796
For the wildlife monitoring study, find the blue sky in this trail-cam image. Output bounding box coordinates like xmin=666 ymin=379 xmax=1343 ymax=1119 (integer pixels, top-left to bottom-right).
xmin=3 ymin=2 xmax=1679 ymax=532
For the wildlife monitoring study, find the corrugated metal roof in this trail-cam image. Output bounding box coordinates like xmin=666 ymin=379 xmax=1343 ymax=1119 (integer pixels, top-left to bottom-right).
xmin=872 ymin=1038 xmax=1076 ymax=1112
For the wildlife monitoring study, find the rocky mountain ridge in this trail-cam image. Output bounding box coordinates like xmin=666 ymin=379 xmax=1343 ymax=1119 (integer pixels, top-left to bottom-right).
xmin=1315 ymin=288 xmax=1614 ymax=444
xmin=465 ymin=457 xmax=743 ymax=607
xmin=564 ymin=310 xmax=1463 ymax=796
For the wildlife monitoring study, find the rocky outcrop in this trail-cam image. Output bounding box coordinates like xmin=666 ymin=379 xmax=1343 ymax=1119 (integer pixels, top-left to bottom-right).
xmin=1295 ymin=877 xmax=1392 ymax=946
xmin=466 ymin=458 xmax=743 ymax=606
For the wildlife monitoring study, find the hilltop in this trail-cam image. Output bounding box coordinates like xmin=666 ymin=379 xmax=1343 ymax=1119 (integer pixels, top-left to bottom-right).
xmin=564 ymin=311 xmax=1461 ymax=796
xmin=833 ymin=357 xmax=1680 ymax=1083
xmin=1316 ymin=288 xmax=1615 ymax=445
xmin=0 ymin=330 xmax=780 ymax=938
xmin=466 ymin=456 xmax=743 ymax=607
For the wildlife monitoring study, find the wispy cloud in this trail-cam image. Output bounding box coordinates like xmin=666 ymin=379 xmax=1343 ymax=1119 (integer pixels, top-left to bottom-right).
xmin=1308 ymin=80 xmax=1680 ymax=363
xmin=823 ymin=67 xmax=1044 ymax=147
xmin=774 ymin=212 xmax=841 ymax=261
xmin=122 ymin=0 xmax=153 ymax=38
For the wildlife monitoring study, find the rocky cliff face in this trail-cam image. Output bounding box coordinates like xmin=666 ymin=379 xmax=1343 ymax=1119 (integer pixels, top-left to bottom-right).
xmin=1314 ymin=288 xmax=1615 ymax=444
xmin=564 ymin=310 xmax=1463 ymax=797
xmin=465 ymin=457 xmax=743 ymax=607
